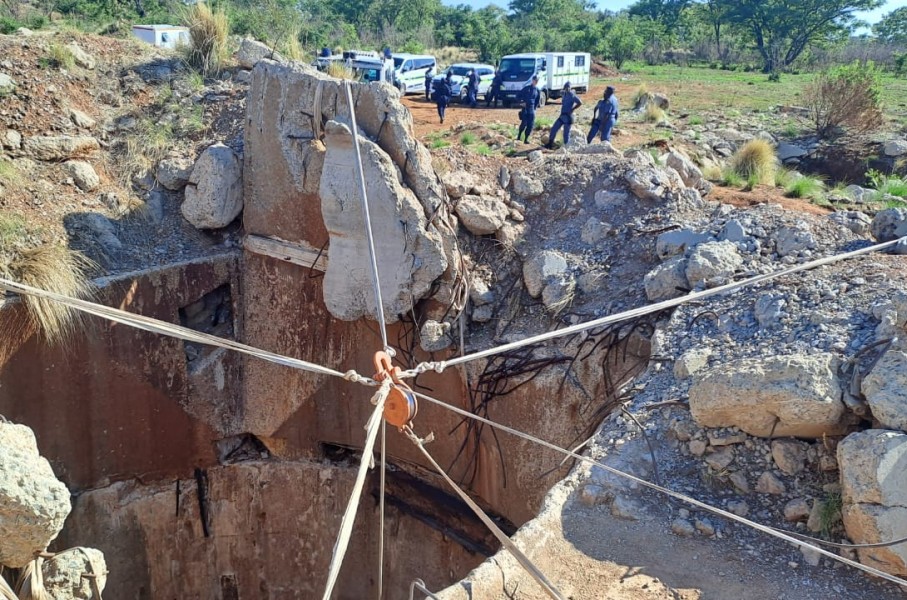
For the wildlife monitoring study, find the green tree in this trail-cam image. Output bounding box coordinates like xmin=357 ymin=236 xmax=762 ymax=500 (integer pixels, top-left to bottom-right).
xmin=719 ymin=0 xmax=884 ymax=74
xmin=628 ymin=0 xmax=691 ymax=32
xmin=874 ymin=6 xmax=907 ymax=45
xmin=605 ymin=15 xmax=643 ymax=69
xmin=461 ymin=6 xmax=511 ymax=62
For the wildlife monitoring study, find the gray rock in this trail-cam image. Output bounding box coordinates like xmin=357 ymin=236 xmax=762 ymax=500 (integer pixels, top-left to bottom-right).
xmin=772 ymin=439 xmax=809 ymax=475
xmin=181 ymin=143 xmax=243 ymax=229
xmin=238 ymin=38 xmax=283 ymax=69
xmin=754 ymin=293 xmax=786 ymax=328
xmin=689 ymin=353 xmax=845 ymax=438
xmin=420 ymin=320 xmax=453 ymax=352
xmin=871 ymin=208 xmax=907 ymax=242
xmin=470 ymin=278 xmax=495 ymax=306
xmin=512 ymin=171 xmax=543 ymax=197
xmin=15 ymin=27 xmax=33 ymax=36
xmin=689 ymin=440 xmax=707 ymax=456
xmin=527 ymin=150 xmax=544 ymax=164
xmin=594 ymin=189 xmax=626 ymax=210
xmin=1 ymin=129 xmax=21 ymax=150
xmin=498 ymin=165 xmax=510 ymax=189
xmin=829 ymin=211 xmax=872 ymax=237
xmin=319 ymin=121 xmax=446 ymax=323
xmin=727 ymin=500 xmax=749 ymax=517
xmin=471 ymin=304 xmax=493 ymax=323
xmin=580 ymin=217 xmax=611 ymax=245
xmin=671 ymin=518 xmax=696 ymax=537
xmin=42 ymin=547 xmax=107 ymax=599
xmin=720 ymin=219 xmax=747 ymax=243
xmin=839 ymin=430 xmax=907 ymax=575
xmin=695 ymin=518 xmax=716 ymax=536
xmin=541 ymin=275 xmax=576 ymax=312
xmin=655 ymin=229 xmax=710 ymax=259
xmin=674 ymin=347 xmax=711 ymax=379
xmin=862 ymin=342 xmax=907 ymax=431
xmin=610 ymin=495 xmax=643 ymax=521
xmin=68 ymin=108 xmax=95 ymax=129
xmin=776 ymin=142 xmax=808 ymax=162
xmin=455 ymin=195 xmax=508 ymax=235
xmin=685 ymin=240 xmax=743 ymax=287
xmin=24 ymin=135 xmax=100 ymax=161
xmin=156 ymin=157 xmax=194 ymax=191
xmin=84 ymin=213 xmax=122 ymax=254
xmin=643 ymin=255 xmax=689 ymax=301
xmin=0 ymin=422 xmax=72 ymax=568
xmin=774 ymin=223 xmax=816 ymax=256
xmin=755 ymin=471 xmax=786 ymax=495
xmin=729 ymin=472 xmax=750 ymax=494
xmin=884 ymin=139 xmax=907 ymax=157
xmin=441 ymin=170 xmax=474 ymax=199
xmin=784 ymin=498 xmax=812 ymax=522
xmin=579 ymin=484 xmax=606 ymax=507
xmin=625 ymin=165 xmax=683 ymax=202
xmin=704 ymin=446 xmax=734 ymax=470
xmin=234 ymin=69 xmax=253 ymax=84
xmin=0 ymin=72 xmax=16 ymax=93
xmin=496 ymin=222 xmax=527 ymax=248
xmin=523 ymin=250 xmax=568 ymax=298
xmin=65 ymin=160 xmax=100 ymax=192
xmin=665 ymin=150 xmax=712 ymax=194
xmin=844 ymin=184 xmax=873 ymax=204
xmin=145 ymin=190 xmax=166 ymax=224
xmin=65 ymin=43 xmax=96 ymax=69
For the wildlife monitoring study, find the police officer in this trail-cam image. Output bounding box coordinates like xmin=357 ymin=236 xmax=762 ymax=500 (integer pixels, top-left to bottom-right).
xmin=517 ymin=74 xmax=541 ymax=143
xmin=486 ymin=68 xmax=503 ymax=108
xmin=466 ymin=69 xmax=480 ymax=108
xmin=546 ymin=82 xmax=582 ymax=149
xmin=587 ymin=86 xmax=619 ymax=143
xmin=435 ymin=71 xmax=453 ymax=124
xmin=424 ymin=66 xmax=435 ymax=101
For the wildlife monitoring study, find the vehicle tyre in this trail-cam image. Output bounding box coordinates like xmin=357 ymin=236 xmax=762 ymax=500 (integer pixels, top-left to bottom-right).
xmin=459 ymin=88 xmax=468 ymax=103
xmin=397 ymin=82 xmax=407 ymax=95
xmin=540 ymin=90 xmax=548 ymax=106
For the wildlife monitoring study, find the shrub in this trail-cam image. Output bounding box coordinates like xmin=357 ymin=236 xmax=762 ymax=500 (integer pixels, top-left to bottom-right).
xmin=43 ymin=43 xmax=76 ymax=70
xmin=325 ymin=62 xmax=354 ymax=80
xmin=730 ymin=139 xmax=778 ymax=185
xmin=644 ymin=103 xmax=666 ymax=123
xmin=182 ymin=2 xmax=229 ymax=77
xmin=474 ymin=143 xmax=492 ymax=156
xmin=460 ymin=132 xmax=476 ymax=145
xmin=688 ymin=115 xmax=703 ymax=126
xmin=785 ymin=175 xmax=825 ymax=199
xmin=804 ymin=61 xmax=883 ymax=138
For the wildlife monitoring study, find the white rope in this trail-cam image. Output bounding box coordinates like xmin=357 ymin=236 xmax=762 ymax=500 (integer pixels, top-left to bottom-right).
xmin=410 ymin=390 xmax=907 ymax=589
xmin=321 ymin=379 xmax=391 ymax=600
xmin=403 ymin=426 xmax=565 ymax=600
xmin=378 ymin=419 xmax=387 ymax=600
xmin=404 ymin=237 xmax=907 ymax=375
xmin=0 ymin=277 xmax=372 ymax=385
xmin=344 ymin=81 xmax=392 ymax=356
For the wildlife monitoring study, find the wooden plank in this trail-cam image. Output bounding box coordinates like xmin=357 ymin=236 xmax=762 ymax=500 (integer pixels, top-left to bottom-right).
xmin=243 ymin=235 xmax=328 ymax=272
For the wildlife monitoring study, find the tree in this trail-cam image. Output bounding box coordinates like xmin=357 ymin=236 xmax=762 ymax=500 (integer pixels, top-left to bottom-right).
xmin=605 ymin=15 xmax=643 ymax=69
xmin=719 ymin=0 xmax=884 ymax=74
xmin=874 ymin=7 xmax=907 ymax=45
xmin=804 ymin=61 xmax=883 ymax=137
xmin=461 ymin=6 xmax=511 ymax=62
xmin=699 ymin=0 xmax=730 ymax=56
xmin=628 ymin=0 xmax=691 ymax=32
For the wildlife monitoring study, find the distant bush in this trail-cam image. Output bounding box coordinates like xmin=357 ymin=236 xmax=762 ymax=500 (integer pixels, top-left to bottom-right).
xmin=182 ymin=2 xmax=229 ymax=77
xmin=804 ymin=61 xmax=883 ymax=138
xmin=730 ymin=139 xmax=777 ymax=185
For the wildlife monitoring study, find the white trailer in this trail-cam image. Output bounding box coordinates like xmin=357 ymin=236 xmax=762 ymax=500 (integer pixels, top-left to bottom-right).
xmin=131 ymin=24 xmax=190 ymax=49
xmin=497 ymin=52 xmax=591 ymax=106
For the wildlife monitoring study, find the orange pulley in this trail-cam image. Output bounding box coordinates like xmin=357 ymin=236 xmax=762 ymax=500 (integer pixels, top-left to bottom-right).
xmin=373 ymin=351 xmax=418 ymax=429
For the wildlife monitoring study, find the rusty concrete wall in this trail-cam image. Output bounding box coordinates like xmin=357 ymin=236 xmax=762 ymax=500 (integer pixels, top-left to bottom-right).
xmin=56 ymin=460 xmax=484 ymax=600
xmin=0 ymin=253 xmax=242 ymax=491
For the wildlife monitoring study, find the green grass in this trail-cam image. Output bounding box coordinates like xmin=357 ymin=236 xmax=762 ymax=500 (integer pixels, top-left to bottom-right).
xmin=474 ymin=143 xmax=493 ymax=156
xmin=774 ymin=168 xmax=796 ymax=188
xmin=785 ymin=175 xmax=825 ymax=199
xmin=430 ymin=137 xmax=450 ymax=149
xmin=782 ymin=122 xmax=799 ymax=137
xmin=42 ymin=43 xmax=76 ymax=70
xmin=879 ymin=178 xmax=907 ymax=198
xmin=0 ymin=213 xmax=28 ymax=248
xmin=460 ymin=132 xmax=476 ymax=145
xmin=534 ymin=116 xmax=554 ymax=128
xmin=818 ymin=493 xmax=842 ymax=539
xmin=0 ymin=159 xmax=19 ymax=185
xmin=185 ymin=70 xmax=205 ymax=91
xmin=180 ymin=105 xmax=206 ymax=135
xmin=688 ymin=115 xmax=703 ymax=126
xmin=721 ymin=168 xmax=745 ymax=187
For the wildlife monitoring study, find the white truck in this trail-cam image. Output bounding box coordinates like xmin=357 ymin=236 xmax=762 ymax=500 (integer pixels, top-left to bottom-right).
xmin=497 ymin=52 xmax=591 ymax=107
xmin=314 ymin=50 xmax=395 ymax=85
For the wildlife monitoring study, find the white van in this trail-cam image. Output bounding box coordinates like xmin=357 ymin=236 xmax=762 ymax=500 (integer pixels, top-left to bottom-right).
xmin=391 ymin=53 xmax=437 ymax=95
xmin=314 ymin=50 xmax=395 ymax=84
xmin=497 ymin=52 xmax=591 ymax=106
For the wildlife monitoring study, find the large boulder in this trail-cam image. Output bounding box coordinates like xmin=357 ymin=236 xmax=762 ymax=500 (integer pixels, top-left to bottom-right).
xmin=871 ymin=208 xmax=907 ymax=242
xmin=0 ymin=72 xmax=15 ymax=94
xmin=829 ymin=211 xmax=872 ymax=237
xmin=776 ymin=142 xmax=808 ymax=162
xmin=237 ymin=38 xmax=283 ymax=69
xmin=65 ymin=43 xmax=96 ymax=69
xmin=0 ymin=422 xmax=72 ymax=568
xmin=839 ymin=430 xmax=907 ymax=576
xmin=884 ymin=139 xmax=907 ymax=158
xmin=685 ymin=240 xmax=743 ymax=287
xmin=862 ymin=342 xmax=907 ymax=431
xmin=156 ymin=157 xmax=194 ymax=191
xmin=774 ymin=223 xmax=816 ymax=257
xmin=523 ymin=250 xmax=569 ymax=299
xmin=65 ymin=160 xmax=100 ymax=192
xmin=655 ymin=229 xmax=709 ymax=259
xmin=511 ymin=171 xmax=543 ymax=198
xmin=624 ymin=165 xmax=683 ymax=202
xmin=24 ymin=136 xmax=99 ymax=161
xmin=455 ymin=195 xmax=508 ymax=235
xmin=665 ymin=150 xmax=712 ymax=195
xmin=643 ymin=255 xmax=688 ymax=302
xmin=42 ymin=547 xmax=108 ymax=599
xmin=181 ymin=143 xmax=243 ymax=229
xmin=319 ymin=120 xmax=447 ymax=323
xmin=689 ymin=353 xmax=845 ymax=438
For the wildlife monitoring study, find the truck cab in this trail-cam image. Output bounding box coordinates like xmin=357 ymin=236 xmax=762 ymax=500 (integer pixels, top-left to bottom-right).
xmin=498 ymin=52 xmax=591 ymax=107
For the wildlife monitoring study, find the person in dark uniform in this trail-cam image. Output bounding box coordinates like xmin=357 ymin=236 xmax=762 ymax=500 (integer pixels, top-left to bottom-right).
xmin=516 ymin=75 xmax=541 ymax=143
xmin=434 ymin=71 xmax=453 ymax=124
xmin=466 ymin=68 xmax=480 ymax=108
xmin=546 ymin=82 xmax=582 ymax=149
xmin=424 ymin=66 xmax=435 ymax=101
xmin=486 ymin=68 xmax=503 ymax=108
xmin=587 ymin=86 xmax=620 ymax=143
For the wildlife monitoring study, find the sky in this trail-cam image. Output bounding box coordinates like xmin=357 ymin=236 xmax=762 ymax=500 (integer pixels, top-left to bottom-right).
xmin=443 ymin=0 xmax=907 ymax=27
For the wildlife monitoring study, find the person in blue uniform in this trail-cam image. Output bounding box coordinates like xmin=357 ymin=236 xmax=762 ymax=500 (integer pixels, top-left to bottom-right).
xmin=516 ymin=75 xmax=541 ymax=143
xmin=434 ymin=71 xmax=453 ymax=124
xmin=466 ymin=69 xmax=480 ymax=108
xmin=587 ymin=86 xmax=619 ymax=143
xmin=546 ymin=82 xmax=582 ymax=149
xmin=424 ymin=66 xmax=435 ymax=101
xmin=486 ymin=69 xmax=503 ymax=108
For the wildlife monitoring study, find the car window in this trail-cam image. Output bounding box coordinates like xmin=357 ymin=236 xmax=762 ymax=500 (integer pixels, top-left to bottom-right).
xmin=481 ymin=68 xmax=493 ymax=76
xmin=403 ymin=60 xmax=412 ymax=71
xmin=575 ymin=55 xmax=586 ymax=67
xmin=540 ymin=59 xmax=547 ymax=70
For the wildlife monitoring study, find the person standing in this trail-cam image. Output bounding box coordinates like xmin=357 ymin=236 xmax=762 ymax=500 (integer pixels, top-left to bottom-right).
xmin=424 ymin=66 xmax=435 ymax=101
xmin=587 ymin=86 xmax=620 ymax=143
xmin=516 ymin=75 xmax=541 ymax=143
xmin=546 ymin=82 xmax=582 ymax=149
xmin=466 ymin=68 xmax=480 ymax=108
xmin=435 ymin=71 xmax=453 ymax=124
xmin=486 ymin=68 xmax=503 ymax=108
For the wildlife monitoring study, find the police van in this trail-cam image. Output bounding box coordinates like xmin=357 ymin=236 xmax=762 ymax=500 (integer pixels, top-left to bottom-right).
xmin=391 ymin=53 xmax=437 ymax=95
xmin=497 ymin=52 xmax=591 ymax=106
xmin=432 ymin=63 xmax=496 ymax=102
xmin=314 ymin=49 xmax=394 ymax=84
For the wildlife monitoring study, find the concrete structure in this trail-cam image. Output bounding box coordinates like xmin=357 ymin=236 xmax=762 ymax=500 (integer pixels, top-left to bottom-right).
xmin=131 ymin=25 xmax=189 ymax=49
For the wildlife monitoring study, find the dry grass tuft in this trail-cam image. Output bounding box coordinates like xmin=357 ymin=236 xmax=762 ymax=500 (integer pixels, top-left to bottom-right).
xmin=2 ymin=244 xmax=95 ymax=345
xmin=45 ymin=43 xmax=76 ymax=70
xmin=730 ymin=139 xmax=778 ymax=185
xmin=182 ymin=2 xmax=229 ymax=77
xmin=430 ymin=46 xmax=478 ymax=66
xmin=281 ymin=32 xmax=304 ymax=62
xmin=644 ymin=103 xmax=666 ymax=123
xmin=632 ymin=84 xmax=649 ymax=106
xmin=325 ymin=61 xmax=355 ymax=80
